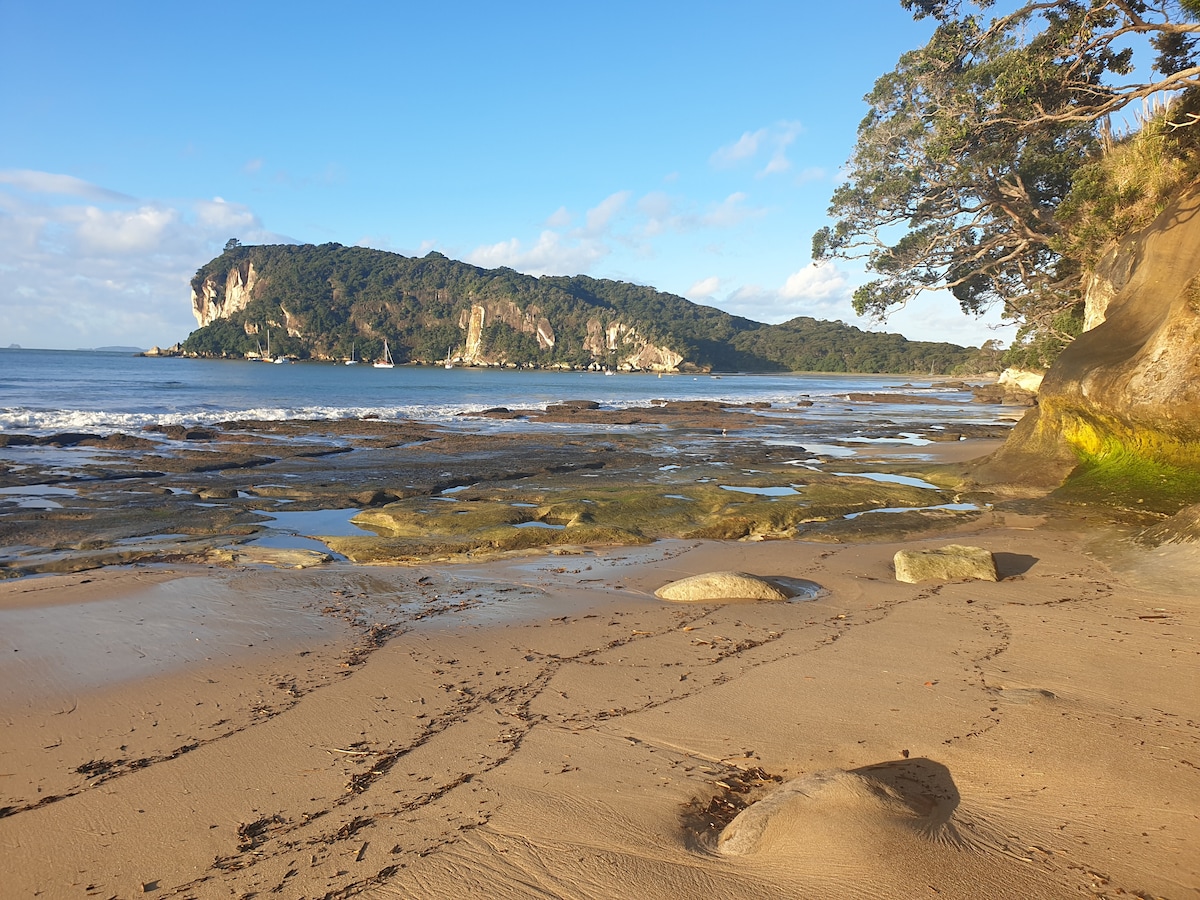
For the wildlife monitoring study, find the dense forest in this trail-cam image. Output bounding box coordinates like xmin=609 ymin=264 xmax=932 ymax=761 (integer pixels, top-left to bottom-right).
xmin=182 ymin=243 xmax=982 ymax=374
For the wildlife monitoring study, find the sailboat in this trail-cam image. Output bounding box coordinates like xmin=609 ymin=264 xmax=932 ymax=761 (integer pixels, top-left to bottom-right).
xmin=344 ymin=343 xmax=359 ymax=365
xmin=261 ymin=327 xmax=288 ymax=363
xmin=444 ymin=345 xmax=454 ymax=369
xmin=373 ymin=339 xmax=395 ymax=369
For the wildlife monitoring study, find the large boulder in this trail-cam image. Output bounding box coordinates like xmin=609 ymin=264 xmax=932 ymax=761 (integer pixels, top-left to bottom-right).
xmin=655 ymin=571 xmax=792 ymax=602
xmin=893 ymin=545 xmax=998 ymax=584
xmin=972 ymin=186 xmax=1200 ymax=489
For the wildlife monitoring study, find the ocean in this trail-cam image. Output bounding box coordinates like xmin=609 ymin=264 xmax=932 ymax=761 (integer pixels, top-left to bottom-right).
xmin=0 ymin=349 xmax=1004 ymax=436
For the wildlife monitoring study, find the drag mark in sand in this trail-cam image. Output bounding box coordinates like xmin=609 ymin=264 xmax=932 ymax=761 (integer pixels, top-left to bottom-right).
xmin=0 ymin=569 xmax=524 ymax=823
xmin=159 ymin=600 xmax=836 ymax=895
xmin=169 ymin=648 xmax=565 ymax=892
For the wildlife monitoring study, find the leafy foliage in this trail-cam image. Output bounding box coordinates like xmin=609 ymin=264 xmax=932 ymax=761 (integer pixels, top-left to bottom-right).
xmin=816 ymin=0 xmax=1200 ymax=358
xmin=1056 ymin=90 xmax=1200 ymax=268
xmin=181 ymin=243 xmax=979 ymax=374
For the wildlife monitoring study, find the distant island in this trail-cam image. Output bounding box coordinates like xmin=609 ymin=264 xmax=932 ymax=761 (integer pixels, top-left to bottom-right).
xmin=181 ymin=243 xmax=993 ymax=374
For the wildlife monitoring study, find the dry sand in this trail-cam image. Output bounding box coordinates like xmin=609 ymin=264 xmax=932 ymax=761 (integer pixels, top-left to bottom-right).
xmin=1 ymin=512 xmax=1198 ymax=897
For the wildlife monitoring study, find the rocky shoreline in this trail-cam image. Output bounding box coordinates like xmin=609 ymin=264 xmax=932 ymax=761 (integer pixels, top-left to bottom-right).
xmin=0 ymin=395 xmax=1024 ymax=579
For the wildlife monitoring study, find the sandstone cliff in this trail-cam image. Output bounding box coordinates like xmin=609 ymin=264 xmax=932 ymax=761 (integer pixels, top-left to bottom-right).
xmin=581 ymin=319 xmax=684 ymax=372
xmin=974 ymin=185 xmax=1200 ymax=490
xmin=191 ymin=261 xmax=258 ymax=328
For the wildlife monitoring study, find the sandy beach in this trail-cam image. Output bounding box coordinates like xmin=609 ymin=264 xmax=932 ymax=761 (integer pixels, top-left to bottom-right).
xmin=2 ymin=465 xmax=1197 ymax=899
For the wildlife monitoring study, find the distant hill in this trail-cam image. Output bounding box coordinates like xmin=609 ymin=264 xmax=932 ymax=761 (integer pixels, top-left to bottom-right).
xmin=181 ymin=243 xmax=979 ymax=374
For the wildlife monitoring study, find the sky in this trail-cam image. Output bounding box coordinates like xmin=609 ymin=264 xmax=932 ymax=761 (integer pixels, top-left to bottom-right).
xmin=0 ymin=1 xmax=1020 ymax=352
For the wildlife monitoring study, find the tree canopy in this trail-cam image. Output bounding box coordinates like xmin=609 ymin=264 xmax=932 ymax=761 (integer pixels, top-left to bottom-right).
xmin=814 ymin=0 xmax=1200 ymax=364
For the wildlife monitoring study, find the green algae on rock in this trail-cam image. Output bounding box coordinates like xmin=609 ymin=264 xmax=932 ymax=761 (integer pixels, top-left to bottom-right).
xmin=327 ymin=478 xmax=963 ymax=564
xmin=972 ymin=186 xmax=1200 ymax=510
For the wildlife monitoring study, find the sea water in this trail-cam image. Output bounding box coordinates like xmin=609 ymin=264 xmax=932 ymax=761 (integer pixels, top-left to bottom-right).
xmin=0 ymin=348 xmax=1004 ymax=436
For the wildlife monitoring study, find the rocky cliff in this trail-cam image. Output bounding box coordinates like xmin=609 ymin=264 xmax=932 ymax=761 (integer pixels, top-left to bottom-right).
xmin=192 ymin=261 xmax=258 ymax=328
xmin=973 ymin=185 xmax=1200 ymax=494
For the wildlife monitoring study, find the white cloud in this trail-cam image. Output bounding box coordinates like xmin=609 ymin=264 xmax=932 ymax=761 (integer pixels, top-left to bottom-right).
xmin=699 ymin=261 xmax=1015 ymax=346
xmin=710 ymin=121 xmax=804 ymax=177
xmin=0 ymin=168 xmax=133 ymax=202
xmin=243 ymin=158 xmax=264 ymax=174
xmin=637 ymin=191 xmax=674 ymax=219
xmin=466 ymin=184 xmax=766 ymax=286
xmin=0 ymin=170 xmax=285 ymax=350
xmin=688 ymin=276 xmax=721 ymax=298
xmin=885 ymin=292 xmax=1019 ymax=348
xmin=710 ymin=129 xmax=767 ymax=168
xmin=195 ymin=197 xmax=261 ymax=233
xmin=761 ymin=121 xmax=803 ymax=177
xmin=780 ymin=262 xmax=848 ymax=300
xmin=706 ymin=262 xmax=857 ymax=325
xmin=582 ymin=191 xmax=631 ymax=236
xmin=637 ymin=191 xmax=680 ymax=237
xmin=74 ymin=205 xmax=179 ymax=254
xmin=635 ymin=190 xmax=766 ymax=237
xmin=545 ymin=206 xmax=572 ymax=228
xmin=699 ymin=192 xmax=763 ymax=228
xmin=466 ymin=230 xmax=608 ymax=276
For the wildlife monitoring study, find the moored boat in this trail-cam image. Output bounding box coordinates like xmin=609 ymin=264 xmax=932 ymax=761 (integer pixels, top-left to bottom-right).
xmin=373 ymin=339 xmax=395 ymax=369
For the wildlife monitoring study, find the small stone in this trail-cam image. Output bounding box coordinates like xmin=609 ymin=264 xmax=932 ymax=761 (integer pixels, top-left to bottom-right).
xmin=893 ymin=545 xmax=998 ymax=584
xmin=655 ymin=571 xmax=792 ymax=602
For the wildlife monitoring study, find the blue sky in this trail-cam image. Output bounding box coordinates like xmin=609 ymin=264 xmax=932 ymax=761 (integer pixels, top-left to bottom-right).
xmin=1 ymin=1 xmax=1017 ymax=351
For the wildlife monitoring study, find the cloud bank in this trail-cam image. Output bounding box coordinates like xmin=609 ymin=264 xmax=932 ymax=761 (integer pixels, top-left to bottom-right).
xmin=467 ymin=188 xmax=769 ymax=278
xmin=0 ymin=170 xmax=284 ymax=350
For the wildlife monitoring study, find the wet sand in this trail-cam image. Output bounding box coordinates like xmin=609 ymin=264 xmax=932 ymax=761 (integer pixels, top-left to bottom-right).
xmin=1 ymin=500 xmax=1197 ymax=898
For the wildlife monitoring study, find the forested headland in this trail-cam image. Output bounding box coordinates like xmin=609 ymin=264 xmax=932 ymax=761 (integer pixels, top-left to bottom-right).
xmin=182 ymin=243 xmax=983 ymax=374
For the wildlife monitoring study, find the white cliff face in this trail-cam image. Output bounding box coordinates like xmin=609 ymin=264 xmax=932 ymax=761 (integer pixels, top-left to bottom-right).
xmin=455 ymin=303 xmax=682 ymax=369
xmin=280 ymin=305 xmax=304 ymax=338
xmin=191 ymin=263 xmax=258 ymax=327
xmin=458 ymin=301 xmax=558 ymax=364
xmin=463 ymin=306 xmax=487 ymax=363
xmin=624 ymin=343 xmax=684 ymax=372
xmin=584 ymin=317 xmax=683 ymax=371
xmin=1081 ymin=270 xmax=1116 ymax=332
